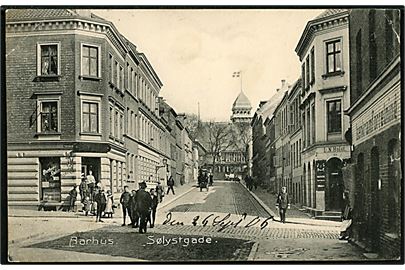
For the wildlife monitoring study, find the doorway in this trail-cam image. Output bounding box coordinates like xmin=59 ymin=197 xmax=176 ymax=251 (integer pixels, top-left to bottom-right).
xmin=326 ymin=158 xmax=344 ymax=211
xmin=369 ymin=146 xmax=381 ymax=252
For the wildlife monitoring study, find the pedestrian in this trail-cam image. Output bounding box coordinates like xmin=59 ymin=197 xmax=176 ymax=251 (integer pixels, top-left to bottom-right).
xmin=155 ymin=180 xmax=164 ymax=203
xmin=253 ymin=177 xmax=258 ymax=190
xmin=86 ymin=170 xmax=96 ymax=200
xmin=135 ymin=181 xmax=152 ymax=234
xmin=79 ymin=174 xmax=88 ymax=203
xmin=129 ymin=189 xmax=139 ymax=228
xmin=68 ymin=184 xmax=78 ymax=212
xmin=167 ymin=175 xmax=175 ymax=195
xmin=209 ymin=173 xmax=214 ymax=186
xmin=120 ymin=185 xmax=132 ymax=226
xmin=104 ymin=190 xmax=114 ymax=218
xmin=82 ymin=193 xmax=91 ymax=216
xmin=149 ymin=189 xmax=159 ymax=228
xmin=94 ymin=189 xmax=107 ymax=222
xmin=276 ymin=186 xmax=290 ymax=223
xmin=339 ymin=191 xmax=353 ymax=240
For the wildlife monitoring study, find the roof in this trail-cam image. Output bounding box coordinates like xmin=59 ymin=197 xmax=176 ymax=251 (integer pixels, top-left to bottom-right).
xmin=5 ymin=8 xmax=109 ymax=24
xmin=6 ymin=8 xmax=75 ymax=21
xmin=314 ymin=9 xmax=348 ymax=20
xmin=232 ymin=91 xmax=252 ymax=110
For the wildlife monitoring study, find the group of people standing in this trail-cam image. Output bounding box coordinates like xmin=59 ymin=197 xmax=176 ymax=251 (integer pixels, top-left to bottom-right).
xmin=120 ymin=181 xmax=164 ymax=234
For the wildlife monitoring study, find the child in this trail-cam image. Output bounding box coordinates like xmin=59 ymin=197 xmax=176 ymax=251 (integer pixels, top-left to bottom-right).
xmin=82 ymin=195 xmax=91 ymax=216
xmin=104 ymin=190 xmax=114 ymax=218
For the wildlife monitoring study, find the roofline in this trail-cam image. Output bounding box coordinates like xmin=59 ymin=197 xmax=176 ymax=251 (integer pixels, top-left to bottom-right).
xmin=295 ymin=10 xmax=349 ymax=58
xmin=287 ymin=78 xmax=302 ymax=100
xmin=138 ymin=53 xmax=163 ymax=88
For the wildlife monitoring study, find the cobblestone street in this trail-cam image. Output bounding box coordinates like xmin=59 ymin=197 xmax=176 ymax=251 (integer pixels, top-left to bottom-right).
xmin=7 ymin=180 xmax=369 ymax=262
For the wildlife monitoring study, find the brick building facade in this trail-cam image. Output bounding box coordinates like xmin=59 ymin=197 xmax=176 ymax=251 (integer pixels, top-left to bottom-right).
xmin=6 ymin=9 xmax=196 ymax=208
xmin=346 ymin=8 xmax=401 ymax=258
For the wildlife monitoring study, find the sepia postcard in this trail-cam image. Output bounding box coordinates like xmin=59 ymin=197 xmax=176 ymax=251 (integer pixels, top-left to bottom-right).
xmin=2 ymin=6 xmax=403 ymax=263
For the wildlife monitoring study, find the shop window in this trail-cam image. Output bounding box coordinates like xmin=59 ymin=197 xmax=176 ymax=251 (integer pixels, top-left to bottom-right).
xmin=40 ymin=157 xmax=61 ymax=202
xmin=326 ymin=39 xmax=342 ymax=74
xmin=82 ymin=102 xmax=99 ymax=133
xmin=81 ymin=44 xmax=100 ymax=77
xmin=38 ymin=100 xmax=59 ymax=133
xmin=327 ymin=100 xmax=342 ymax=133
xmin=37 ymin=43 xmax=59 ymax=76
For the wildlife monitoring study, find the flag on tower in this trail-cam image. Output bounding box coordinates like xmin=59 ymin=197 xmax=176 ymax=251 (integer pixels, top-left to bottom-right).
xmin=232 ymin=71 xmax=240 ymax=78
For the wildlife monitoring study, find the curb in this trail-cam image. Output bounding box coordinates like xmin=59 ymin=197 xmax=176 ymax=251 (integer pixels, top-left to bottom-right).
xmin=157 ymin=185 xmax=196 ymax=210
xmin=247 ymin=241 xmax=259 ymax=261
xmin=240 ymin=183 xmax=277 ymax=217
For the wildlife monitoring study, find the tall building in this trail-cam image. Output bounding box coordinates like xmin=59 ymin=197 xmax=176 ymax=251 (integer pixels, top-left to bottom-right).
xmin=346 ymin=8 xmax=401 ymax=258
xmin=5 ymin=9 xmax=192 ymax=209
xmin=295 ymin=9 xmax=351 ymax=216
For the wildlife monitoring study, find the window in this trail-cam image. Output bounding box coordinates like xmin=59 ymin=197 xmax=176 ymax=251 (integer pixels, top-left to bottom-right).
xmin=385 ymin=10 xmax=394 ymax=62
xmin=305 ymin=56 xmax=310 ymax=88
xmin=356 ymin=30 xmax=363 ymax=98
xmin=310 ymin=47 xmax=315 ymax=83
xmin=109 ymin=54 xmax=113 ymax=83
xmin=82 ymin=45 xmax=99 ymax=77
xmin=82 ymin=102 xmax=99 ymax=133
xmin=311 ymin=105 xmax=315 ymax=144
xmin=301 ymin=63 xmax=306 ymax=92
xmin=326 ymin=39 xmax=342 ymax=73
xmin=109 ymin=106 xmax=114 ymax=137
xmin=40 ymin=157 xmax=61 ymax=202
xmin=114 ymin=61 xmax=119 ymax=86
xmin=120 ymin=65 xmax=124 ymax=91
xmin=369 ymin=10 xmax=377 ymax=81
xmin=38 ymin=44 xmax=59 ymax=76
xmin=39 ymin=101 xmax=59 ymax=132
xmin=327 ymin=100 xmax=342 ymax=133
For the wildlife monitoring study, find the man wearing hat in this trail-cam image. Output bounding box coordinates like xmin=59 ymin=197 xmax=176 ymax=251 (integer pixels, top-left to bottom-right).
xmin=68 ymin=184 xmax=78 ymax=212
xmin=79 ymin=173 xmax=89 ymax=203
xmin=135 ymin=181 xmax=152 ymax=233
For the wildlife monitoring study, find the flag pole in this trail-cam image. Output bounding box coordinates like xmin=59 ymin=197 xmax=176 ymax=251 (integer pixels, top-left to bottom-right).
xmin=240 ymin=70 xmax=242 ymax=92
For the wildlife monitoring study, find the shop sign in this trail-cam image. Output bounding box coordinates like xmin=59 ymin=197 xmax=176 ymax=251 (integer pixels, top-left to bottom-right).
xmin=353 ymin=84 xmax=400 ymax=145
xmin=315 ymin=160 xmax=326 ymax=191
xmin=323 ymin=145 xmax=349 ymax=153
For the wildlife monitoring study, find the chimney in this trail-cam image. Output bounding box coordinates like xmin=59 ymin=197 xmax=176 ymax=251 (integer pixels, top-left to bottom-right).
xmin=281 ymin=79 xmax=286 ymax=90
xmin=276 ymin=88 xmax=280 ymax=92
xmin=72 ymin=9 xmax=92 ymax=18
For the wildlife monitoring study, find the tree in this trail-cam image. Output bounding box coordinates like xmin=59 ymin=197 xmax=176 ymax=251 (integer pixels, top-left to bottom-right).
xmin=229 ymin=122 xmax=252 ymax=175
xmin=184 ymin=113 xmax=201 ymax=140
xmin=204 ymin=121 xmax=233 ymax=174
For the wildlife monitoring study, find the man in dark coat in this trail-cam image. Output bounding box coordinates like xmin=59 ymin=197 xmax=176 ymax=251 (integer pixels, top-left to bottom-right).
xmin=167 ymin=175 xmax=175 ymax=195
xmin=94 ymin=189 xmax=106 ymax=222
xmin=276 ymin=186 xmax=290 ymax=223
xmin=120 ymin=186 xmax=131 ymax=226
xmin=135 ymin=181 xmax=152 ymax=233
xmin=129 ymin=189 xmax=139 ymax=228
xmin=68 ymin=184 xmax=78 ymax=212
xmin=149 ymin=189 xmax=159 ymax=228
xmin=79 ymin=175 xmax=88 ymax=203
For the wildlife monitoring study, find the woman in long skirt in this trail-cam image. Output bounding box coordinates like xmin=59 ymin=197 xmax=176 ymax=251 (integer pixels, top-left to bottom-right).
xmin=104 ymin=190 xmax=114 ymax=218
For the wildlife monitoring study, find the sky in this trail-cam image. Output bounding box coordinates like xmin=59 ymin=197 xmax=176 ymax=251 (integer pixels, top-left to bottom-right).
xmin=93 ymin=9 xmax=323 ymax=121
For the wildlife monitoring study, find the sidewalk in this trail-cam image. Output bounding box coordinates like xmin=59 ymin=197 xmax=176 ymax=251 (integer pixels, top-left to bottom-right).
xmin=8 ymin=181 xmax=196 ymax=219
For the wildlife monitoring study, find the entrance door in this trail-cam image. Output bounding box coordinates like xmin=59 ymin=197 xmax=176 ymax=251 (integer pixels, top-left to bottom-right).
xmin=327 ymin=158 xmax=344 ymax=211
xmin=369 ymin=147 xmax=381 ymax=252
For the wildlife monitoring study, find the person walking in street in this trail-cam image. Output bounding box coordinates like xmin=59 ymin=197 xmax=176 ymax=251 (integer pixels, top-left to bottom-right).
xmin=94 ymin=189 xmax=107 ymax=222
xmin=209 ymin=173 xmax=214 ymax=186
xmin=129 ymin=189 xmax=139 ymax=228
xmin=167 ymin=175 xmax=175 ymax=195
xmin=104 ymin=190 xmax=114 ymax=218
xmin=156 ymin=181 xmax=165 ymax=203
xmin=135 ymin=181 xmax=152 ymax=234
xmin=149 ymin=189 xmax=159 ymax=228
xmin=68 ymin=184 xmax=78 ymax=212
xmin=276 ymin=186 xmax=290 ymax=223
xmin=120 ymin=185 xmax=131 ymax=226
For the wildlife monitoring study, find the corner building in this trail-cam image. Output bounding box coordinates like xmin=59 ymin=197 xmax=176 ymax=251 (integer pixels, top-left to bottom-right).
xmin=6 ymin=9 xmax=168 ymax=208
xmin=295 ymin=9 xmax=351 ymax=216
